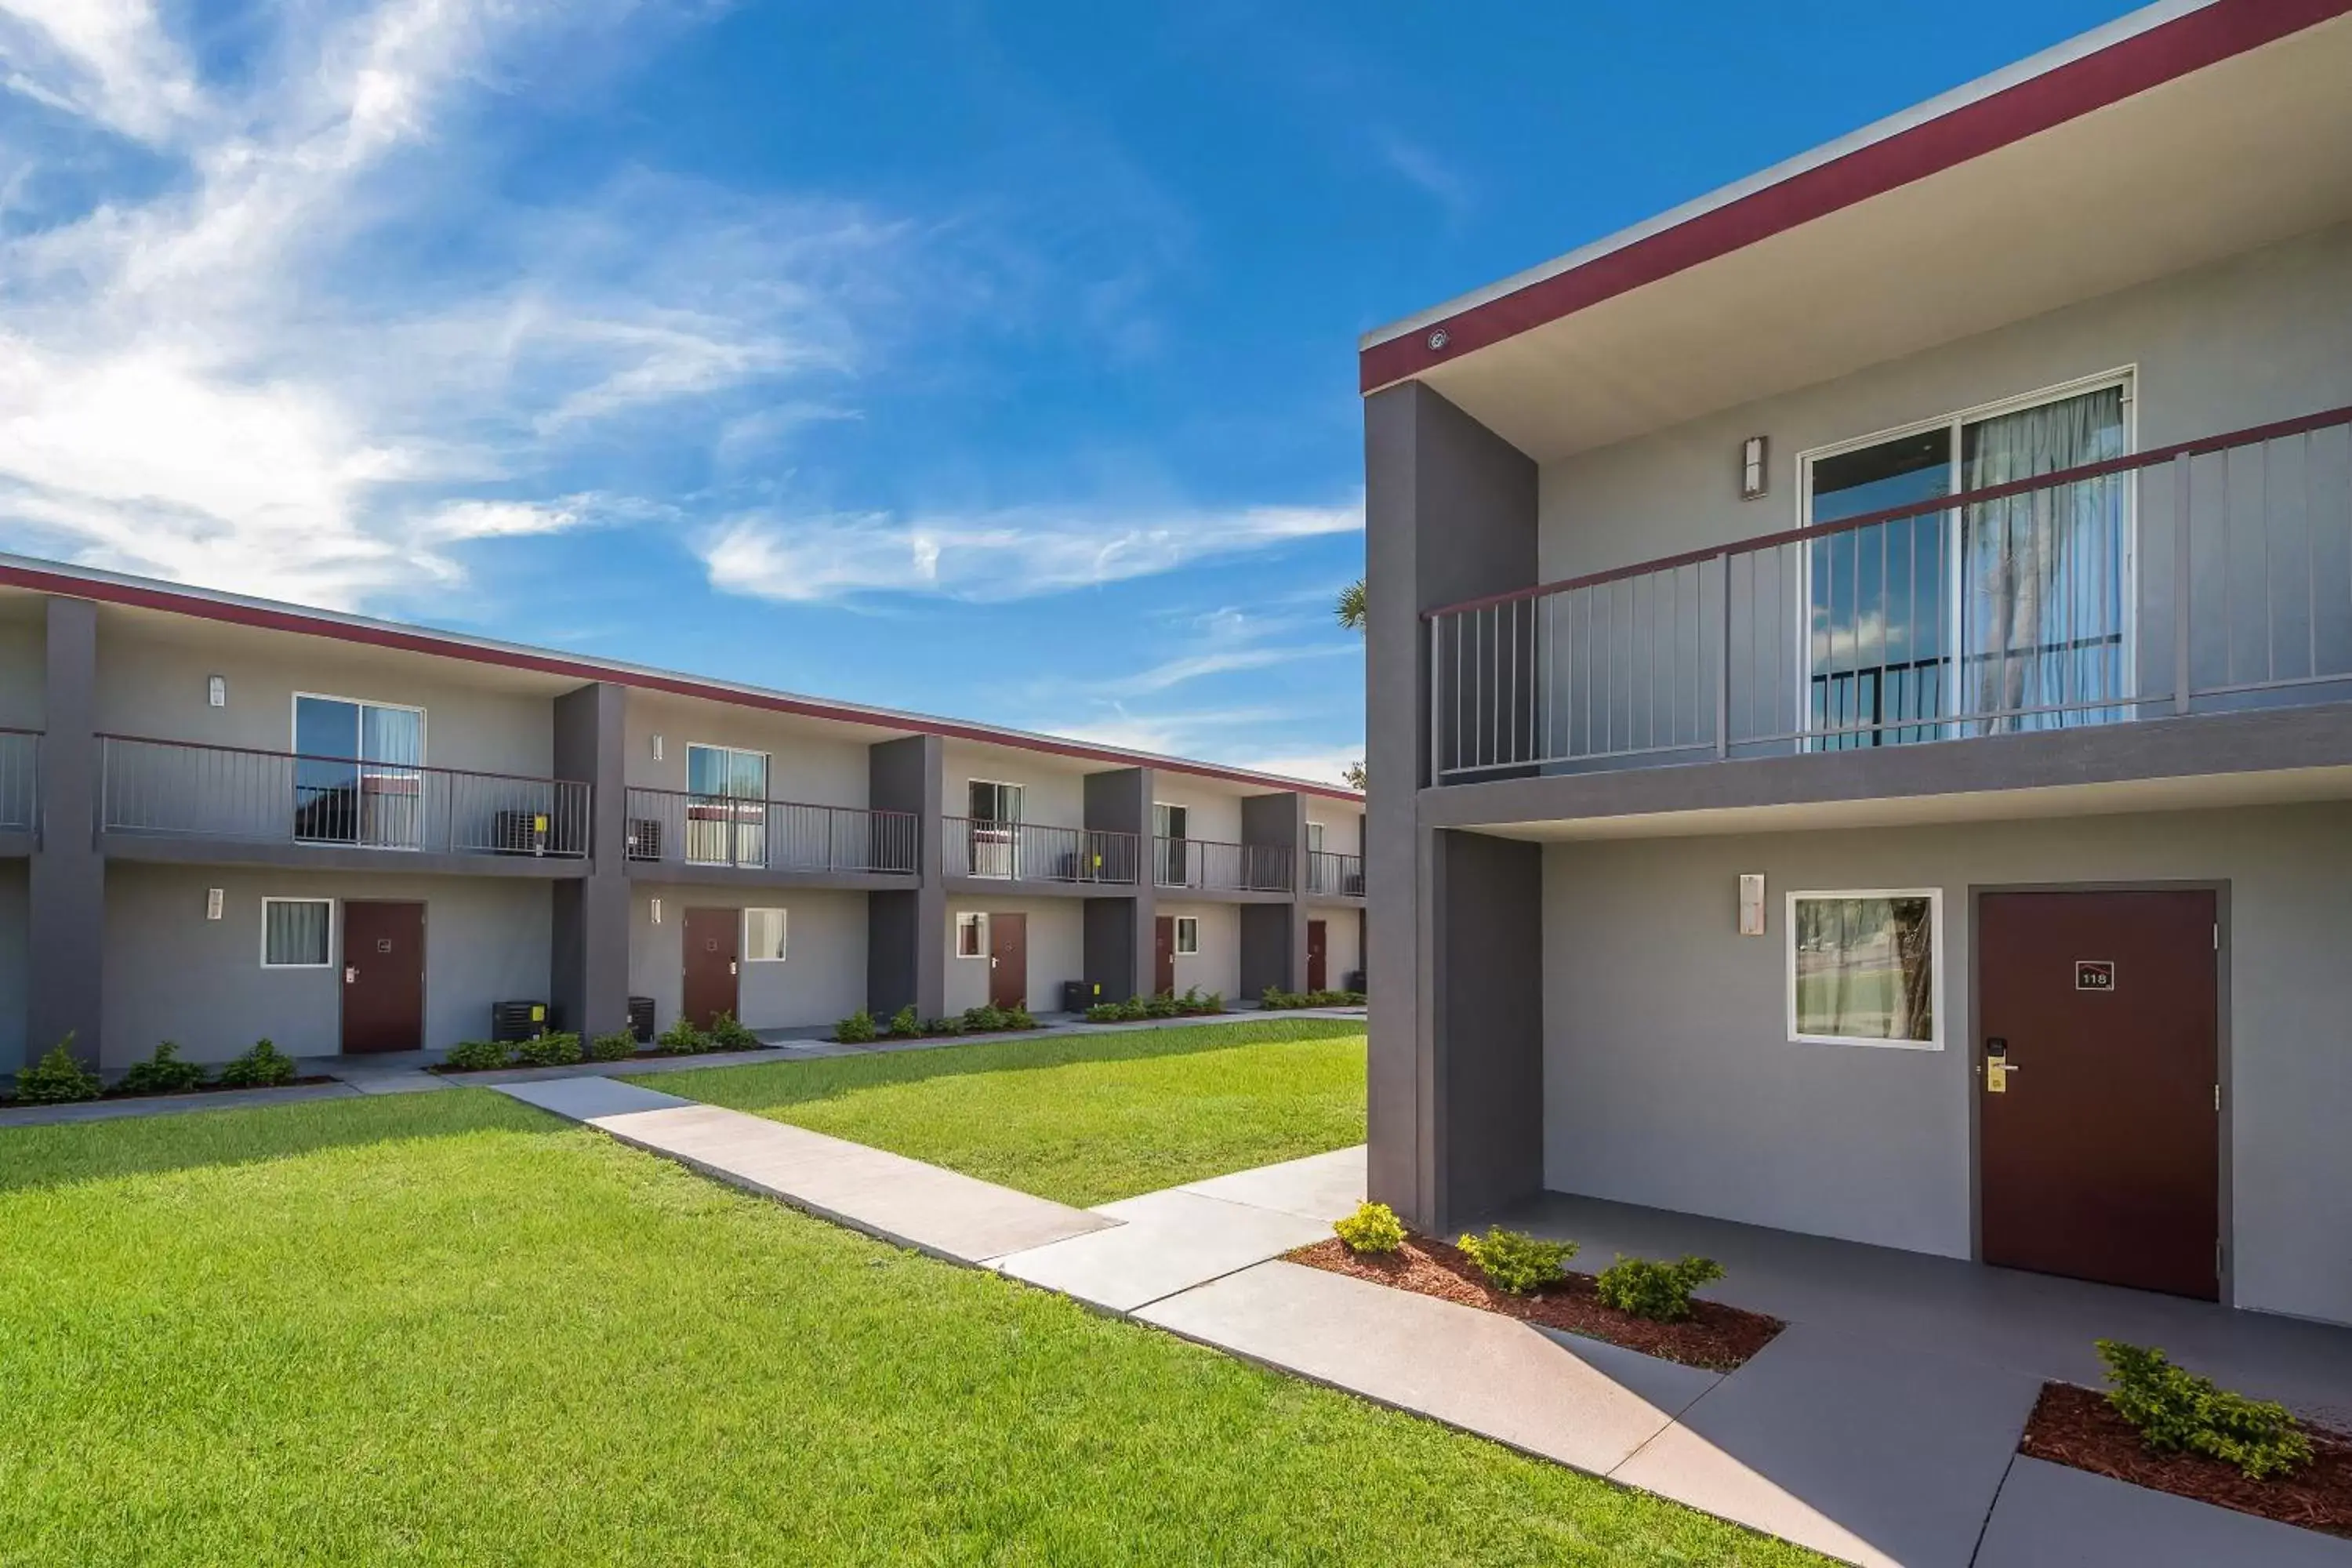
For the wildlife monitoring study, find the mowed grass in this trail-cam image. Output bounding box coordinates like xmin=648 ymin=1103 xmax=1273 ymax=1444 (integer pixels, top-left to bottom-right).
xmin=0 ymin=1092 xmax=1828 ymax=1567
xmin=637 ymin=1017 xmax=1369 ymax=1207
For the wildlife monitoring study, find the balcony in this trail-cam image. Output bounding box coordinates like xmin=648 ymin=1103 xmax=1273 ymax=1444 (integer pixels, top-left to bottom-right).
xmin=942 ymin=817 xmax=1136 ymax=885
xmin=98 ymin=735 xmax=590 ymax=858
xmin=1305 ymin=849 xmax=1365 ymax=898
xmin=1428 ymin=407 xmax=2352 ymax=782
xmin=0 ymin=729 xmax=36 ymax=836
xmin=622 ymin=787 xmax=917 ymax=876
xmin=1154 ymin=836 xmax=1293 ymax=895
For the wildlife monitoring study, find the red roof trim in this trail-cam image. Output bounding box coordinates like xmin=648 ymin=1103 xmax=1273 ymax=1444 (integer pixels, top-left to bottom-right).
xmin=1359 ymin=0 xmax=2352 ymax=394
xmin=0 ymin=562 xmax=1362 ymax=802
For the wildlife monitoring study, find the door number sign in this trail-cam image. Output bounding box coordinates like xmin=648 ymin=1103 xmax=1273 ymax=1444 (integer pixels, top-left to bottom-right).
xmin=2075 ymin=960 xmax=2115 ymax=992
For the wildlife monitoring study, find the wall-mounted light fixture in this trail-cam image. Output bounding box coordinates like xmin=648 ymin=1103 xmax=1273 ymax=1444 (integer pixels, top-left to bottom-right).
xmin=207 ymin=675 xmax=227 ymax=708
xmin=651 ymin=735 xmax=664 ymax=762
xmin=205 ymin=887 xmax=224 ymax=921
xmin=1740 ymin=436 xmax=1769 ymax=501
xmin=649 ymin=897 xmax=662 ymax=925
xmin=1737 ymin=874 xmax=1766 ymax=936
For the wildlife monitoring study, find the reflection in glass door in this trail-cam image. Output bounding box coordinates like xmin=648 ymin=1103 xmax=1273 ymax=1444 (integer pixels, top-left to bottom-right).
xmin=968 ymin=780 xmax=1022 ymax=879
xmin=687 ymin=744 xmax=769 ymax=866
xmin=294 ymin=695 xmax=423 ymax=848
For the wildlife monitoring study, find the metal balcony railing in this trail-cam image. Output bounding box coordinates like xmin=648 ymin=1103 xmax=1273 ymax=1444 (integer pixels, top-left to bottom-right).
xmin=0 ymin=729 xmax=36 ymax=834
xmin=1305 ymin=849 xmax=1365 ymax=898
xmin=1428 ymin=406 xmax=2352 ymax=781
xmin=1153 ymin=836 xmax=1292 ymax=893
xmin=942 ymin=817 xmax=1136 ymax=884
xmin=97 ymin=736 xmax=590 ymax=858
xmin=622 ymin=788 xmax=917 ymax=875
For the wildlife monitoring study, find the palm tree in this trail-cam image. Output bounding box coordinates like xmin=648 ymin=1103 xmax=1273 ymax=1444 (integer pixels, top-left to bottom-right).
xmin=1338 ymin=579 xmax=1367 ymax=790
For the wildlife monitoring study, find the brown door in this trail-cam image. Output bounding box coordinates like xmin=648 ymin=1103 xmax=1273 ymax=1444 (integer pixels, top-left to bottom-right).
xmin=682 ymin=907 xmax=740 ymax=1031
xmin=1153 ymin=916 xmax=1175 ymax=996
xmin=342 ymin=901 xmax=425 ymax=1054
xmin=1979 ymin=890 xmax=2220 ymax=1300
xmin=1306 ymin=920 xmax=1328 ymax=993
xmin=988 ymin=913 xmax=1026 ymax=1011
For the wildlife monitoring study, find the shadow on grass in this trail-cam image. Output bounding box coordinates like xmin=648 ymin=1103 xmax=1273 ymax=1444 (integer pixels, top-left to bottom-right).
xmin=637 ymin=1015 xmax=1367 ymax=1109
xmin=0 ymin=1088 xmax=563 ymax=1194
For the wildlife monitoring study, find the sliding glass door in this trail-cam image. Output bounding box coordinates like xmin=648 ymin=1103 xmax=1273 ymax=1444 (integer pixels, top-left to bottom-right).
xmin=293 ymin=695 xmax=424 ymax=848
xmin=686 ymin=744 xmax=769 ymax=866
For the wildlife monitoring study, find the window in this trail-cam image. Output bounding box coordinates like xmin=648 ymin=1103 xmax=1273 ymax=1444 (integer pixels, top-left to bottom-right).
xmin=1174 ymin=916 xmax=1200 ymax=956
xmin=1801 ymin=373 xmax=2132 ymax=750
xmin=968 ymin=780 xmax=1024 ymax=822
xmin=261 ymin=898 xmax=333 ymax=967
xmin=1306 ymin=822 xmax=1327 ymax=855
xmin=1787 ymin=891 xmax=1940 ymax=1049
xmin=966 ymin=782 xmax=1024 ymax=878
xmin=956 ymin=911 xmax=987 ymax=958
xmin=292 ymin=694 xmax=424 ymax=848
xmin=686 ymin=744 xmax=769 ymax=866
xmin=1153 ymin=802 xmax=1190 ymax=886
xmin=743 ymin=908 xmax=787 ymax=962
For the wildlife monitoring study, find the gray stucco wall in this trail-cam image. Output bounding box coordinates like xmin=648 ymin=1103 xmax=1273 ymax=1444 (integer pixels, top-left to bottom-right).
xmin=0 ymin=612 xmax=44 ymax=730
xmin=942 ymin=897 xmax=1083 ymax=1014
xmin=1154 ymin=900 xmax=1240 ymax=1000
xmin=101 ymin=862 xmax=553 ymax=1064
xmin=628 ymin=885 xmax=868 ymax=1034
xmin=1540 ymin=800 xmax=2352 ymax=1326
xmin=1539 ymin=220 xmax=2352 ymax=582
xmin=0 ymin=859 xmax=25 ymax=1070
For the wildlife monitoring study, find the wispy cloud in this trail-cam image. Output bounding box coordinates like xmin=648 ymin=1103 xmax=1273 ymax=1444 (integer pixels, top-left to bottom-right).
xmin=1374 ymin=129 xmax=1472 ymax=220
xmin=700 ymin=498 xmax=1361 ymax=604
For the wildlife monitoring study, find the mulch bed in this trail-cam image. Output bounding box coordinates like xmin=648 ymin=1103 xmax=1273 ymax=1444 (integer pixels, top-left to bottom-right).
xmin=2 ymin=1075 xmax=337 ymax=1108
xmin=1285 ymin=1234 xmax=1783 ymax=1371
xmin=430 ymin=1044 xmax=771 ymax=1074
xmin=2019 ymin=1381 xmax=2352 ymax=1538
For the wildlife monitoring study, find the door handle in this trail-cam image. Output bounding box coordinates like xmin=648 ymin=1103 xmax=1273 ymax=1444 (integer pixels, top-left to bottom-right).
xmin=989 ymin=956 xmax=998 ymax=968
xmin=344 ymin=965 xmax=357 ymax=985
xmin=729 ymin=960 xmax=737 ymax=976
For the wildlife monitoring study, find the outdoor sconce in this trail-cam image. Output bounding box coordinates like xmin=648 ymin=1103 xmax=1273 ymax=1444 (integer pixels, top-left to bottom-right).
xmin=649 ymin=897 xmax=662 ymax=925
xmin=651 ymin=734 xmax=664 ymax=761
xmin=207 ymin=674 xmax=227 ymax=707
xmin=1740 ymin=437 xmax=1769 ymax=501
xmin=205 ymin=887 xmax=224 ymax=921
xmin=1737 ymin=873 xmax=1766 ymax=936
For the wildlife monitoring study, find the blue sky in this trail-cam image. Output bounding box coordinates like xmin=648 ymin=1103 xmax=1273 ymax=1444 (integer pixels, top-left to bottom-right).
xmin=0 ymin=0 xmax=2141 ymax=784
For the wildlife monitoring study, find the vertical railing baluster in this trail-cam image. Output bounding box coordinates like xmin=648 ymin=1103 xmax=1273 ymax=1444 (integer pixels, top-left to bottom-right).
xmin=1715 ymin=550 xmax=1731 ymax=759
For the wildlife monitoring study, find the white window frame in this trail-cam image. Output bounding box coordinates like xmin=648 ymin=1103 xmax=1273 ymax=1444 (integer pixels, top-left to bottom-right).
xmin=742 ymin=906 xmax=788 ymax=963
xmin=1306 ymin=822 xmax=1327 ymax=855
xmin=955 ymin=911 xmax=988 ymax=959
xmin=260 ymin=896 xmax=336 ymax=969
xmin=289 ymin=691 xmax=429 ymax=762
xmin=967 ymin=779 xmax=1025 ymax=822
xmin=1174 ymin=916 xmax=1200 ymax=956
xmin=685 ymin=742 xmax=771 ymax=798
xmin=1784 ymin=888 xmax=1943 ymax=1051
xmin=1792 ymin=368 xmax=2139 ymax=740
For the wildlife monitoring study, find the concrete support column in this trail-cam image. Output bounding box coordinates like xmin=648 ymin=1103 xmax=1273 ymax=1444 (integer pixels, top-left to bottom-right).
xmin=869 ymin=734 xmax=944 ymax=1019
xmin=1083 ymin=767 xmax=1152 ymax=1000
xmin=1364 ymin=380 xmax=1541 ymax=1232
xmin=29 ymin=595 xmax=103 ymax=1069
xmin=553 ymin=682 xmax=630 ymax=1040
xmin=1240 ymin=791 xmax=1308 ymax=997
xmin=1432 ymin=828 xmax=1544 ymax=1224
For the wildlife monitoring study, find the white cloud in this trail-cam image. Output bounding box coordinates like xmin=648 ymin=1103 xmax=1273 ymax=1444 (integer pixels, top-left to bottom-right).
xmin=0 ymin=0 xmax=203 ymax=144
xmin=701 ymin=498 xmax=1362 ymax=604
xmin=1229 ymin=750 xmax=1364 ymax=790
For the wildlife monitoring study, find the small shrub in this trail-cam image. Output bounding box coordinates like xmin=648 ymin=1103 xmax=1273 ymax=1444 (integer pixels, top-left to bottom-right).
xmin=1457 ymin=1227 xmax=1577 ymax=1296
xmin=13 ymin=1036 xmax=100 ymax=1104
xmin=1594 ymin=1254 xmax=1725 ymax=1322
xmin=1005 ymin=1006 xmax=1039 ymax=1030
xmin=118 ymin=1040 xmax=208 ymax=1096
xmin=655 ymin=1017 xmax=708 ymax=1055
xmin=836 ymin=1008 xmax=877 ymax=1044
xmin=1084 ymin=1002 xmax=1124 ymax=1022
xmin=1260 ymin=985 xmax=1305 ymax=1010
xmin=512 ymin=1030 xmax=583 ymax=1068
xmin=960 ymin=1004 xmax=1007 ymax=1033
xmin=442 ymin=1039 xmax=510 ymax=1072
xmin=1115 ymin=996 xmax=1149 ymax=1022
xmin=706 ymin=1012 xmax=761 ymax=1051
xmin=2097 ymin=1340 xmax=2312 ymax=1480
xmin=216 ymin=1039 xmax=298 ymax=1089
xmin=885 ymin=1004 xmax=923 ymax=1039
xmin=1334 ymin=1201 xmax=1406 ymax=1255
xmin=586 ymin=1030 xmax=637 ymax=1062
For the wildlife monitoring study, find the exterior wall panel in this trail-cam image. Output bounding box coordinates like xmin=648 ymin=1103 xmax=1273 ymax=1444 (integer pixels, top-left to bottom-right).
xmin=942 ymin=897 xmax=1083 ymax=1015
xmin=629 ymin=886 xmax=867 ymax=1036
xmin=622 ymin=693 xmax=873 ymax=806
xmin=1155 ymin=900 xmax=1240 ymax=1002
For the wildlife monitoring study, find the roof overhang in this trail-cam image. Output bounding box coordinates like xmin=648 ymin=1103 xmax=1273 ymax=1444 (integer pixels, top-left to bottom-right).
xmin=1359 ymin=0 xmax=2352 ymax=463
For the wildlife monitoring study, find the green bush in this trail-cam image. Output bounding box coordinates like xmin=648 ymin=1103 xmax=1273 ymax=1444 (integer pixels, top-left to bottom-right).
xmin=924 ymin=1017 xmax=964 ymax=1036
xmin=1083 ymin=1001 xmax=1124 ymax=1022
xmin=1594 ymin=1254 xmax=1725 ymax=1322
xmin=442 ymin=1039 xmax=510 ymax=1072
xmin=512 ymin=1030 xmax=583 ymax=1068
xmin=960 ymin=1004 xmax=1008 ymax=1033
xmin=885 ymin=1004 xmax=923 ymax=1039
xmin=586 ymin=1031 xmax=637 ymax=1062
xmin=706 ymin=1012 xmax=761 ymax=1051
xmin=13 ymin=1036 xmax=100 ymax=1104
xmin=1334 ymin=1201 xmax=1406 ymax=1255
xmin=836 ymin=1008 xmax=878 ymax=1044
xmin=655 ymin=1018 xmax=708 ymax=1055
xmin=1004 ymin=1006 xmax=1038 ymax=1030
xmin=2096 ymin=1340 xmax=2313 ymax=1480
xmin=1141 ymin=992 xmax=1178 ymax=1018
xmin=118 ymin=1040 xmax=208 ymax=1096
xmin=216 ymin=1039 xmax=298 ymax=1089
xmin=1456 ymin=1227 xmax=1577 ymax=1296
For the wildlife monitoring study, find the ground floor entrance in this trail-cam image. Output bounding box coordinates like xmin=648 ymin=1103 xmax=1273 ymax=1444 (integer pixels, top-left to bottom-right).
xmin=340 ymin=900 xmax=426 ymax=1054
xmin=988 ymin=912 xmax=1028 ymax=1011
xmin=682 ymin=906 xmax=740 ymax=1030
xmin=1976 ymin=888 xmax=2221 ymax=1300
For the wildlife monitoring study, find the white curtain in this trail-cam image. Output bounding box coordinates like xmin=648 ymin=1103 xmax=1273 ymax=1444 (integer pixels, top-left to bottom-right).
xmin=1959 ymin=387 xmax=2129 ymax=731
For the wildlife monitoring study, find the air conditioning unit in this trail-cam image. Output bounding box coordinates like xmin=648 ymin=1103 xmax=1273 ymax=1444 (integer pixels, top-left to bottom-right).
xmin=492 ymin=1000 xmax=550 ymax=1043
xmin=492 ymin=809 xmax=550 ymax=855
xmin=627 ymin=995 xmax=655 ymax=1044
xmin=624 ymin=818 xmax=663 ymax=861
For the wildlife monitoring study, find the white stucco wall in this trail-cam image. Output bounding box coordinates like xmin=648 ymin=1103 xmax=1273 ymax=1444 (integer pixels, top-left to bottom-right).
xmin=1155 ymin=900 xmax=1240 ymax=1001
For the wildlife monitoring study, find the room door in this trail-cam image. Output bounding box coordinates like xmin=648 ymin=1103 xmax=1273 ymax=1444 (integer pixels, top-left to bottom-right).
xmin=341 ymin=901 xmax=425 ymax=1054
xmin=1978 ymin=890 xmax=2220 ymax=1299
xmin=1153 ymin=915 xmax=1175 ymax=996
xmin=1306 ymin=920 xmax=1328 ymax=993
xmin=683 ymin=906 xmax=740 ymax=1031
xmin=987 ymin=913 xmax=1027 ymax=1010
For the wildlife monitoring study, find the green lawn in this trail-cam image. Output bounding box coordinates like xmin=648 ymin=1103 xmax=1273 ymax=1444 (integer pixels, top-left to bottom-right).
xmin=635 ymin=1017 xmax=1370 ymax=1207
xmin=0 ymin=1092 xmax=1825 ymax=1566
